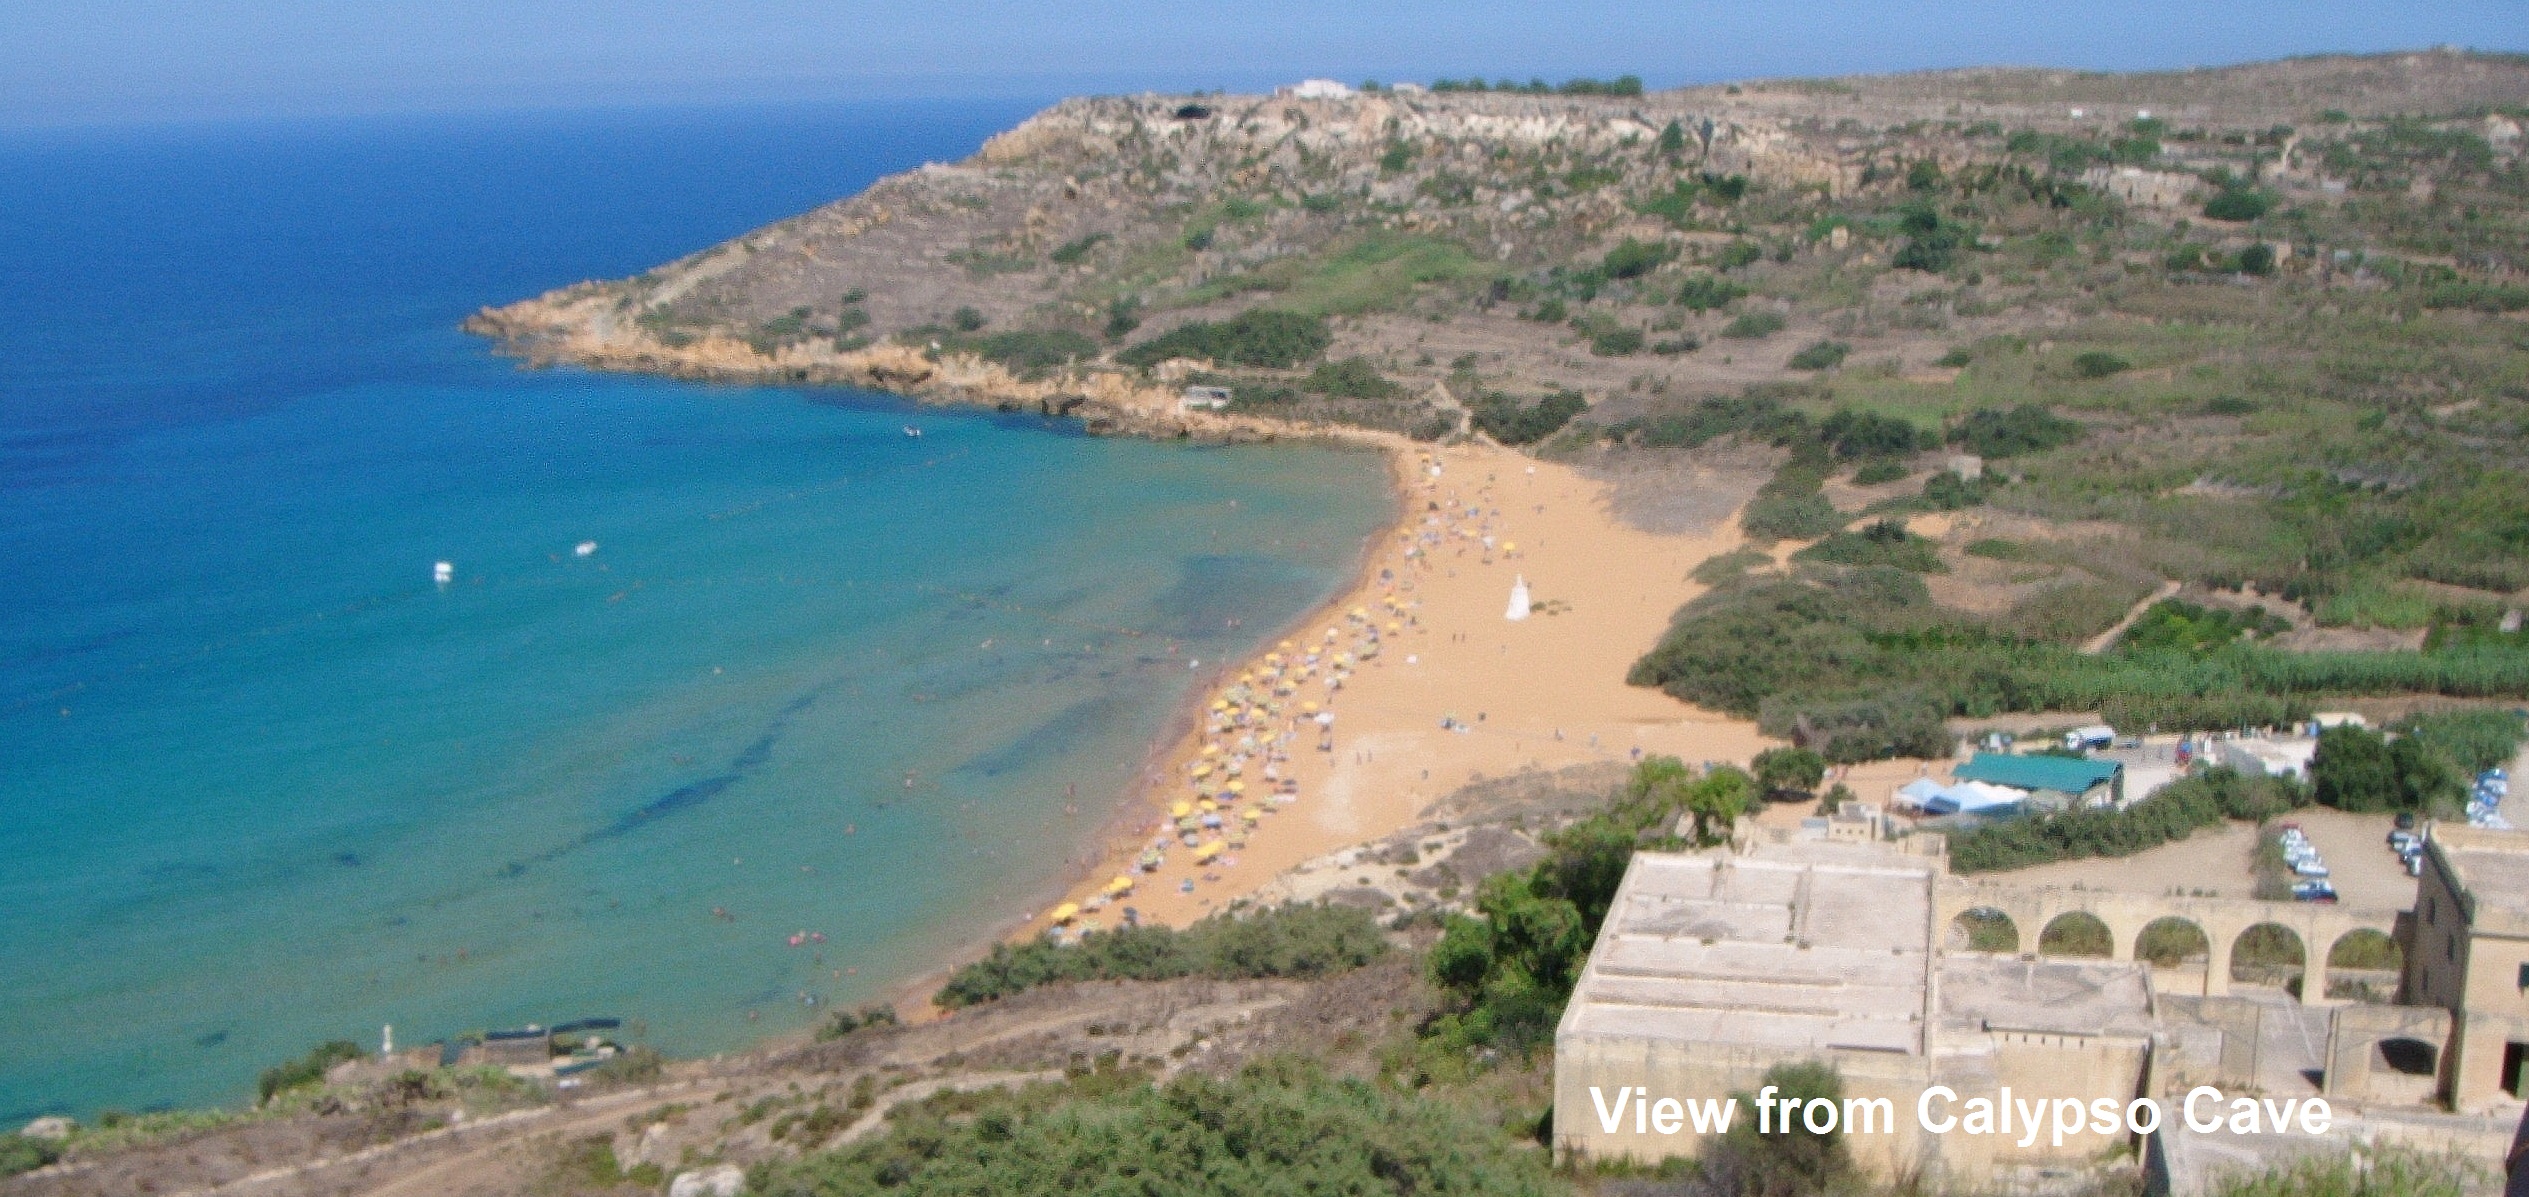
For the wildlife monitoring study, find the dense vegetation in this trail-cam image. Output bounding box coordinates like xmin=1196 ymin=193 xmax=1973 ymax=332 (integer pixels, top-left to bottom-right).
xmin=1117 ymin=309 xmax=1332 ymax=368
xmin=1471 ymin=389 xmax=1588 ymax=445
xmin=2309 ymin=710 xmax=2524 ymax=814
xmin=749 ymin=1059 xmax=1559 ymax=1197
xmin=1425 ymin=757 xmax=1749 ymax=1053
xmin=1628 ymin=528 xmax=2518 ymax=754
xmin=1948 ymin=767 xmax=2304 ymax=873
xmin=933 ymin=902 xmax=1388 ymax=1008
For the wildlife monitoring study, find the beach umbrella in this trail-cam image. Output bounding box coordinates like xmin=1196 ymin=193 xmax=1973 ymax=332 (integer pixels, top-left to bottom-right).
xmin=1200 ymin=744 xmax=1221 ymax=756
xmin=1227 ymin=780 xmax=1247 ymax=794
xmin=1108 ymin=875 xmax=1134 ymax=895
xmin=1050 ymin=902 xmax=1079 ymax=924
xmin=1171 ymin=801 xmax=1193 ymax=818
xmin=1302 ymin=701 xmax=1320 ymax=713
xmin=1193 ymin=841 xmax=1224 ymax=861
xmin=1241 ymin=808 xmax=1261 ymax=822
xmin=1190 ymin=764 xmax=1212 ymax=779
xmin=1386 ymin=622 xmax=1402 ymax=633
xmin=1503 ymin=542 xmax=1517 ymax=553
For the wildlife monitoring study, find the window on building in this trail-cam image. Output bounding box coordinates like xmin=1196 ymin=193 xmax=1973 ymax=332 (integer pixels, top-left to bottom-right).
xmin=2517 ymin=962 xmax=2529 ymax=991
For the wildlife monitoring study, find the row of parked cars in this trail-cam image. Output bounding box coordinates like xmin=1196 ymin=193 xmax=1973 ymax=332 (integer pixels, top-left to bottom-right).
xmin=2279 ymin=824 xmax=2337 ymax=903
xmin=2468 ymin=767 xmax=2511 ymax=832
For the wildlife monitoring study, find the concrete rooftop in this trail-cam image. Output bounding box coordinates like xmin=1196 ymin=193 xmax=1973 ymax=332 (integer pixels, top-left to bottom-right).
xmin=1562 ymin=843 xmax=1936 ymax=1054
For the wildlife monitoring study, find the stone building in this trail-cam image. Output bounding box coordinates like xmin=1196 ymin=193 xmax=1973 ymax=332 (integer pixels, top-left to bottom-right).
xmin=2405 ymin=824 xmax=2529 ymax=1112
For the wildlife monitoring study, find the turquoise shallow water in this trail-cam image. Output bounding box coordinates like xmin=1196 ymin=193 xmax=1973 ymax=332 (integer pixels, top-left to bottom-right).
xmin=0 ymin=104 xmax=1391 ymax=1118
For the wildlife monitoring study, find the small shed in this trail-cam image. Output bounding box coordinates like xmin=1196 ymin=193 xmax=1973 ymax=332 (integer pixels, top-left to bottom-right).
xmin=1179 ymin=385 xmax=1232 ymax=413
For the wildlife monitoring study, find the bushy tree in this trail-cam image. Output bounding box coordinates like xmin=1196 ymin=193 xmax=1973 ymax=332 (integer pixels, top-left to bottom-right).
xmin=1698 ymin=1061 xmax=1856 ymax=1197
xmin=1753 ymin=747 xmax=1827 ymax=797
xmin=1117 ymin=309 xmax=1331 ymax=368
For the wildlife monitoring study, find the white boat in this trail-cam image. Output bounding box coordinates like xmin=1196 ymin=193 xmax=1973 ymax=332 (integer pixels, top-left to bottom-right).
xmin=574 ymin=541 xmax=597 ymax=557
xmin=433 ymin=561 xmax=454 ymax=585
xmin=903 ymin=425 xmax=923 ymax=438
xmin=1505 ymin=575 xmax=1530 ymax=621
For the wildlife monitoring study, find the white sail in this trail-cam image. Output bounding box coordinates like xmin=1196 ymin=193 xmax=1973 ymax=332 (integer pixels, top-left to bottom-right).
xmin=1505 ymin=575 xmax=1530 ymax=621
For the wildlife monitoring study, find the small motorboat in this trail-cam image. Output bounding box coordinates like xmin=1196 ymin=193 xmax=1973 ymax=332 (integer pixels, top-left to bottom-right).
xmin=574 ymin=541 xmax=597 ymax=557
xmin=903 ymin=425 xmax=923 ymax=438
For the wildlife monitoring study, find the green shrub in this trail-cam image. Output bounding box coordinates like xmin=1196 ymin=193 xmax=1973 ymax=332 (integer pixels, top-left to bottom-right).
xmin=814 ymin=1004 xmax=901 ymax=1042
xmin=2420 ymin=282 xmax=2529 ymax=313
xmin=969 ymin=329 xmax=1099 ymax=370
xmin=1714 ymin=240 xmax=1765 ymax=271
xmin=1851 ymin=459 xmax=1909 ymax=485
xmin=1469 ymin=391 xmax=1587 ymax=445
xmin=1934 ymin=345 xmax=1974 ymax=367
xmin=1673 ymin=273 xmax=1746 ymax=311
xmin=2069 ymin=351 xmax=2130 ymax=379
xmin=1048 ymin=233 xmax=1110 ymax=265
xmin=1600 ymin=237 xmax=1675 ymax=280
xmin=1793 ymin=519 xmax=1946 ymax=573
xmin=1698 ymin=1061 xmax=1856 ymax=1194
xmin=0 ymin=1134 xmax=62 ymax=1178
xmin=1302 ymin=356 xmax=1403 ymax=400
xmin=1721 ymin=309 xmax=1785 ymax=338
xmin=1920 ymin=471 xmax=1988 ymax=509
xmin=1589 ymin=327 xmax=1645 ymax=356
xmin=1118 ymin=310 xmax=1331 ymax=369
xmin=934 ymin=903 xmax=1386 ymax=1008
xmin=1964 ymin=537 xmax=2029 ymax=560
xmin=1821 ymin=409 xmax=1929 ymax=458
xmin=950 ymin=307 xmax=987 ymax=332
xmin=2203 ymin=187 xmax=2272 ymax=222
xmin=257 ymin=1040 xmax=363 ymax=1105
xmin=1787 ymin=340 xmax=1850 ymax=370
xmin=1528 ymin=297 xmax=1568 ymax=323
xmin=1946 ymin=404 xmax=2083 ymax=456
xmin=1741 ymin=494 xmax=1844 ymax=540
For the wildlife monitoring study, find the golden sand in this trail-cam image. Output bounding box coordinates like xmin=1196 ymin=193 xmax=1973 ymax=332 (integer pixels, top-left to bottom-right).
xmin=1034 ymin=437 xmax=1773 ymax=935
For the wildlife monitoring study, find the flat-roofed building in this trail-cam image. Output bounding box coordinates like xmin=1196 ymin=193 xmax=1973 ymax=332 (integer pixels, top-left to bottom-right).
xmin=1553 ymin=838 xmax=2152 ymax=1180
xmin=2406 ymin=824 xmax=2529 ymax=1112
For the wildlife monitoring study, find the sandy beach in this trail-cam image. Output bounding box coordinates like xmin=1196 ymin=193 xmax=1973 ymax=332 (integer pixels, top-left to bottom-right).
xmin=1022 ymin=437 xmax=1774 ymax=936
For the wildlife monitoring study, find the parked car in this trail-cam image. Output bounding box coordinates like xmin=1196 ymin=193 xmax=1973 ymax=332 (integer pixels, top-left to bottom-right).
xmin=2293 ymin=880 xmax=2339 ymax=903
xmin=2395 ymin=812 xmax=2417 ymax=831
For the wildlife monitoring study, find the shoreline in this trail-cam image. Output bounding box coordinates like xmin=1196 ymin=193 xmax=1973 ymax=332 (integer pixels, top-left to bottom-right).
xmin=457 ymin=315 xmax=1772 ymax=1021
xmin=1012 ymin=433 xmax=1775 ymax=942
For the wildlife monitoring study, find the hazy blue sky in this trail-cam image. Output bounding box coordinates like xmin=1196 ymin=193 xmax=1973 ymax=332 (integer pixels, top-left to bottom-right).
xmin=6 ymin=0 xmax=2524 ymax=129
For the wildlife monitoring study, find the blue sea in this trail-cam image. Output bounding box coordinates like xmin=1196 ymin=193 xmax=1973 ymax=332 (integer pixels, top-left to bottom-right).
xmin=0 ymin=102 xmax=1391 ymax=1119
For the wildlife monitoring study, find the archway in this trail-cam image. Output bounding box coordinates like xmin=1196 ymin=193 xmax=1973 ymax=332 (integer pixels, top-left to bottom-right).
xmin=2038 ymin=911 xmax=2113 ymax=959
xmin=2327 ymin=929 xmax=2403 ymax=1001
xmin=2230 ymin=923 xmax=2307 ymax=992
xmin=2377 ymin=1037 xmax=2439 ymax=1078
xmin=1948 ymin=907 xmax=2020 ymax=955
xmin=2135 ymin=917 xmax=2211 ymax=967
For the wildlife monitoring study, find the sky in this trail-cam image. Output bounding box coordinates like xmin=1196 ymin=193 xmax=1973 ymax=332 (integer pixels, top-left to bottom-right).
xmin=5 ymin=0 xmax=2525 ymax=130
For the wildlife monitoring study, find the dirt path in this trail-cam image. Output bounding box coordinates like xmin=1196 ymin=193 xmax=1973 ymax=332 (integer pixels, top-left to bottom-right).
xmin=2082 ymin=579 xmax=2181 ymax=654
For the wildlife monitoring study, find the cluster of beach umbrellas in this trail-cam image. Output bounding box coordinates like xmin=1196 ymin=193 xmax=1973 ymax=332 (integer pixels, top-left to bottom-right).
xmin=1045 ymin=451 xmax=1527 ymax=938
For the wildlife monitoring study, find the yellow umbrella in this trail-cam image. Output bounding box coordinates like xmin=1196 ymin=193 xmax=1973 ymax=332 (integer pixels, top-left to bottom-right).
xmin=1503 ymin=541 xmax=1518 ymax=553
xmin=1226 ymin=780 xmax=1247 ymax=794
xmin=1171 ymin=801 xmax=1193 ymax=818
xmin=1050 ymin=902 xmax=1080 ymax=923
xmin=1193 ymin=841 xmax=1224 ymax=861
xmin=1201 ymin=744 xmax=1222 ymax=756
xmin=1198 ymin=799 xmax=1217 ymax=813
xmin=1302 ymin=701 xmax=1320 ymax=713
xmin=1386 ymin=621 xmax=1402 ymax=633
xmin=1190 ymin=764 xmax=1212 ymax=779
xmin=1107 ymin=875 xmax=1135 ymax=895
xmin=1279 ymin=640 xmax=1295 ymax=650
xmin=1241 ymin=808 xmax=1261 ymax=822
